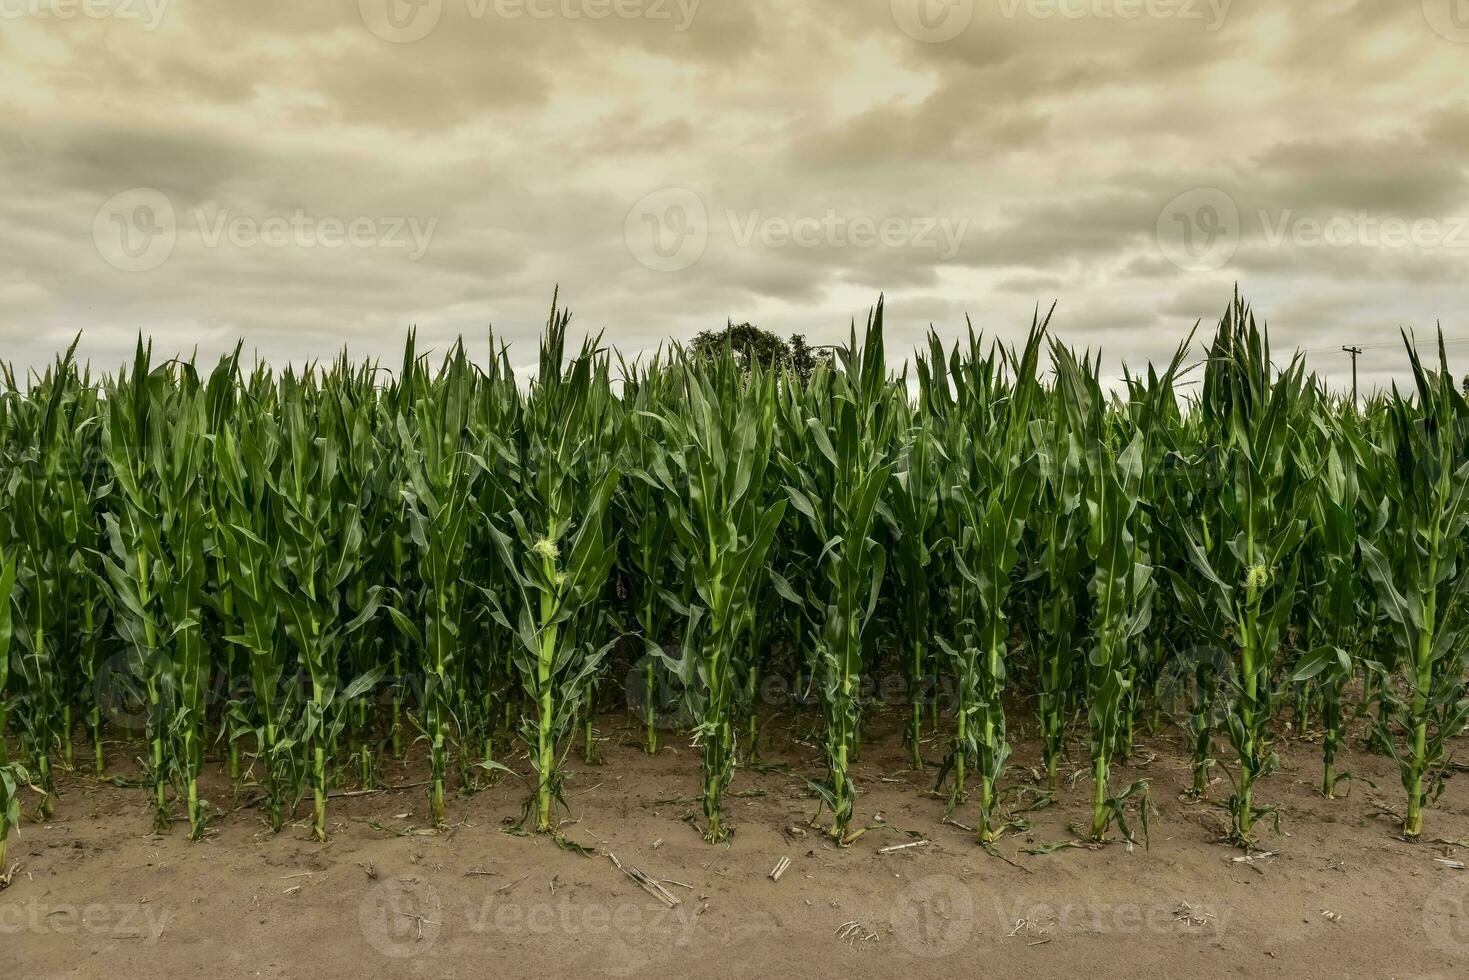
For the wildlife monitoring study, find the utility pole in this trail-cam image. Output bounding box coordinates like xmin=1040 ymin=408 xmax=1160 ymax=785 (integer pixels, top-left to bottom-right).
xmin=1342 ymin=345 xmax=1363 ymax=402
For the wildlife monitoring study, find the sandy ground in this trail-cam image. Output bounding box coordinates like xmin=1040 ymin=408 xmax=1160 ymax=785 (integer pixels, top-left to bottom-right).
xmin=5 ymin=708 xmax=1469 ymax=980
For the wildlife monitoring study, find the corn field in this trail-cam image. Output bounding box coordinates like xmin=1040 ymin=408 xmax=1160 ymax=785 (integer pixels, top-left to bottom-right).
xmin=1 ymin=291 xmax=1466 ymax=861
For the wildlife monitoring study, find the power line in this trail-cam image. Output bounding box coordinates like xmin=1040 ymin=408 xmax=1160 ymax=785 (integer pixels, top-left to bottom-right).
xmin=1300 ymin=337 xmax=1469 ymax=354
xmin=1342 ymin=346 xmax=1363 ymax=401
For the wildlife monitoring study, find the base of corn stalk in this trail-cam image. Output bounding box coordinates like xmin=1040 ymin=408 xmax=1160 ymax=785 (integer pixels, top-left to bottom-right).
xmin=34 ymin=755 xmax=55 ymax=821
xmin=429 ymin=778 xmax=447 ymax=828
xmin=312 ymin=741 xmax=330 ymax=842
xmin=1404 ymin=790 xmax=1425 ymax=840
xmin=1225 ymin=797 xmax=1281 ymax=850
xmin=583 ymin=718 xmax=602 ymax=766
xmin=703 ymin=813 xmax=728 ymax=844
xmin=908 ymin=708 xmax=923 ymax=772
xmin=744 ymin=712 xmax=761 ymax=765
xmin=144 ymin=760 xmax=167 ymax=833
xmin=359 ymin=747 xmax=376 ymax=790
xmin=62 ymin=708 xmax=74 ymax=770
xmin=91 ymin=707 xmax=105 ymax=777
xmin=1189 ymin=756 xmax=1213 ymax=797
xmin=428 ymin=728 xmax=449 ymax=825
xmin=186 ymin=781 xmax=207 ymax=841
xmin=1090 ymin=758 xmax=1110 ymax=841
xmin=643 ymin=660 xmax=658 ymax=755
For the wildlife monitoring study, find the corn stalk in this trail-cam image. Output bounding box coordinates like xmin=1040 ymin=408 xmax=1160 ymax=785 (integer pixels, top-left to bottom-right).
xmin=1358 ymin=332 xmax=1469 ymax=838
xmin=782 ymin=302 xmax=894 ymax=841
xmin=487 ymin=299 xmax=619 ymax=833
xmin=652 ymin=354 xmax=785 ymax=841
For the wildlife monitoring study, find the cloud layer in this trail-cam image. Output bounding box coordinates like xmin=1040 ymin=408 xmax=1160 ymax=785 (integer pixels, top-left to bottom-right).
xmin=3 ymin=0 xmax=1467 ymax=393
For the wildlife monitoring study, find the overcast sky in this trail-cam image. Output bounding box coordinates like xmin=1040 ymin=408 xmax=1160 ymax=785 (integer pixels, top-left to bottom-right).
xmin=3 ymin=0 xmax=1468 ymax=392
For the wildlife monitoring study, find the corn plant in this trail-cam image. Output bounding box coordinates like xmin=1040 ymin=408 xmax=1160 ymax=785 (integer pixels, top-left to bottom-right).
xmin=782 ymin=303 xmax=895 ymax=842
xmin=4 ymin=350 xmax=93 ymax=819
xmin=924 ymin=315 xmax=1046 ymax=842
xmin=1116 ymin=345 xmax=1192 ymax=758
xmin=0 ymin=547 xmax=24 ymax=870
xmin=487 ymin=301 xmax=620 ymax=833
xmin=886 ymin=364 xmax=944 ymax=772
xmin=97 ymin=342 xmax=173 ymax=831
xmin=1168 ymin=298 xmax=1312 ymax=843
xmin=209 ymin=382 xmax=294 ymax=830
xmin=202 ymin=347 xmax=248 ymax=791
xmin=154 ymin=363 xmax=212 ymax=839
xmin=390 ymin=339 xmax=486 ymax=824
xmin=613 ymin=356 xmax=681 ymax=754
xmin=1155 ymin=410 xmax=1226 ymax=795
xmin=1055 ymin=345 xmax=1155 ymax=842
xmin=1358 ymin=333 xmax=1469 ymax=838
xmin=271 ymin=371 xmax=383 ymax=841
xmin=46 ymin=364 xmax=108 ymax=776
xmin=376 ymin=355 xmax=419 ymax=762
xmin=649 ymin=354 xmax=785 ymax=841
xmin=1291 ymin=406 xmax=1367 ymax=799
xmin=1025 ymin=378 xmax=1088 ymax=792
xmin=324 ymin=356 xmax=395 ymax=792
